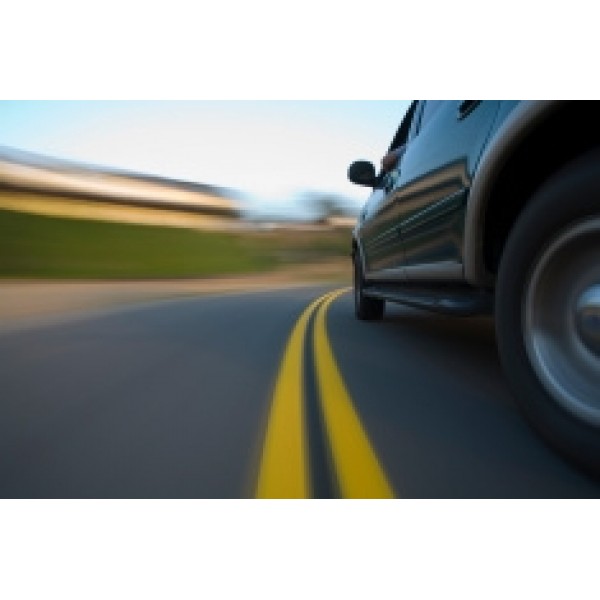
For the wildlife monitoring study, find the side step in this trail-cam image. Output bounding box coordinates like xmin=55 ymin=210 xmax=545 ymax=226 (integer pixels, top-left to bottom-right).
xmin=363 ymin=283 xmax=494 ymax=316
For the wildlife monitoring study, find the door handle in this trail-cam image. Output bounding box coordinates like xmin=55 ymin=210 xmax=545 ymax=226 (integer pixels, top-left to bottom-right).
xmin=458 ymin=100 xmax=480 ymax=120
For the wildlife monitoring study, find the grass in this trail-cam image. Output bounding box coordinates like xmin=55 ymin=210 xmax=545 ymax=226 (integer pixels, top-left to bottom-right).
xmin=0 ymin=208 xmax=350 ymax=279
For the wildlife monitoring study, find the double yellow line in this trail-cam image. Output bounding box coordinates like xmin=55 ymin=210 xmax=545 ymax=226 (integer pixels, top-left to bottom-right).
xmin=256 ymin=289 xmax=394 ymax=499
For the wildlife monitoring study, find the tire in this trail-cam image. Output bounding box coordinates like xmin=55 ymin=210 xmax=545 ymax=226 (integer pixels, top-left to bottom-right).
xmin=496 ymin=149 xmax=600 ymax=475
xmin=353 ymin=250 xmax=384 ymax=321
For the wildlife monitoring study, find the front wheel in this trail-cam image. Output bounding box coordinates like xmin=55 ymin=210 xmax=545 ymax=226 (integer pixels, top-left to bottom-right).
xmin=353 ymin=251 xmax=384 ymax=321
xmin=496 ymin=150 xmax=600 ymax=475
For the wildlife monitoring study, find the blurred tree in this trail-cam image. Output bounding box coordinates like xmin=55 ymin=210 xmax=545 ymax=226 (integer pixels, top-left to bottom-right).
xmin=303 ymin=191 xmax=358 ymax=223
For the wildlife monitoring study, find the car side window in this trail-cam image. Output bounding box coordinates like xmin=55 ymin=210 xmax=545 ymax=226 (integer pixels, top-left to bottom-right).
xmin=387 ymin=101 xmax=419 ymax=154
xmin=407 ymin=101 xmax=424 ymax=141
xmin=375 ymin=101 xmax=420 ymax=192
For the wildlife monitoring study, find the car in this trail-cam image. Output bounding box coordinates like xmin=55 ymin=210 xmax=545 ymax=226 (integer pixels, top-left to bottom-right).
xmin=348 ymin=100 xmax=600 ymax=475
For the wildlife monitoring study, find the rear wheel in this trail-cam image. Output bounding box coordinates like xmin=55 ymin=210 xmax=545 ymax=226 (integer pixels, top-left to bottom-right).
xmin=496 ymin=149 xmax=600 ymax=475
xmin=353 ymin=251 xmax=384 ymax=321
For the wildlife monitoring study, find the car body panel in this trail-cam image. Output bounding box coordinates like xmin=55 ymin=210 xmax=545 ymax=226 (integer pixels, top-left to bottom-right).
xmin=354 ymin=101 xmax=569 ymax=286
xmin=358 ymin=100 xmax=501 ymax=282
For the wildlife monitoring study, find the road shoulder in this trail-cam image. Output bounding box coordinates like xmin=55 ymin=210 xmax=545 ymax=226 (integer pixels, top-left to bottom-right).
xmin=0 ymin=260 xmax=350 ymax=328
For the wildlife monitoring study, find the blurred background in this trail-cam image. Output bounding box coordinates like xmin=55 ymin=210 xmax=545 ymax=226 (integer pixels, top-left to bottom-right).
xmin=0 ymin=101 xmax=410 ymax=281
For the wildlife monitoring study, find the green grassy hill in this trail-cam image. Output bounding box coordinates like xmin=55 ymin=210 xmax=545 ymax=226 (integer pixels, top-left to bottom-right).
xmin=0 ymin=208 xmax=349 ymax=279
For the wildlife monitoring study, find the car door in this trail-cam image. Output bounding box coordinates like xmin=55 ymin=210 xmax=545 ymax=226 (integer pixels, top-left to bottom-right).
xmin=372 ymin=100 xmax=501 ymax=280
xmin=359 ymin=101 xmax=420 ymax=277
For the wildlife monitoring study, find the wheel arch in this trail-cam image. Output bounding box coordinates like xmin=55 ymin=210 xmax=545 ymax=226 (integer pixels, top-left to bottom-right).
xmin=464 ymin=100 xmax=600 ymax=286
xmin=351 ymin=233 xmax=367 ymax=274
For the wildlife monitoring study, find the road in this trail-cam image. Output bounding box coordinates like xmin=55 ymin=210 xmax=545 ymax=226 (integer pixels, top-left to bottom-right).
xmin=1 ymin=285 xmax=599 ymax=498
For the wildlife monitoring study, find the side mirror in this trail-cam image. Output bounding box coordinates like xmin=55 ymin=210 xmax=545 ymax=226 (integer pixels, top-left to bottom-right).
xmin=348 ymin=160 xmax=377 ymax=187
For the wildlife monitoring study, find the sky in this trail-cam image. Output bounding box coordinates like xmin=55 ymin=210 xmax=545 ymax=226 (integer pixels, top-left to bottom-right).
xmin=0 ymin=101 xmax=410 ymax=218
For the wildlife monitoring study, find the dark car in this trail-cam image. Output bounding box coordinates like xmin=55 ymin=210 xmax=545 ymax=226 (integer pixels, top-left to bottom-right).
xmin=348 ymin=100 xmax=600 ymax=474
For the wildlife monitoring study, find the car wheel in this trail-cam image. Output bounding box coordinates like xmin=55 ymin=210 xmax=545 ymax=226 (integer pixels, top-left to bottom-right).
xmin=496 ymin=149 xmax=600 ymax=475
xmin=353 ymin=251 xmax=384 ymax=321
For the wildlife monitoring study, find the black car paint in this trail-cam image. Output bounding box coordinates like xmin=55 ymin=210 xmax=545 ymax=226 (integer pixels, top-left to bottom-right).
xmin=357 ymin=100 xmax=518 ymax=279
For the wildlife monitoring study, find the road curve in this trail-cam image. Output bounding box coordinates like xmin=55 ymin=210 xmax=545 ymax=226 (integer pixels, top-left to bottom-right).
xmin=0 ymin=286 xmax=599 ymax=498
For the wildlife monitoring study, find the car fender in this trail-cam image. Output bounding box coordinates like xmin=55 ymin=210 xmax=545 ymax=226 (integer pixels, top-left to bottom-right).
xmin=352 ymin=230 xmax=368 ymax=274
xmin=463 ymin=100 xmax=564 ymax=286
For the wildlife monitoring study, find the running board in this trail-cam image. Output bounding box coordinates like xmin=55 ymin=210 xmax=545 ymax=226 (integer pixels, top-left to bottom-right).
xmin=364 ymin=283 xmax=494 ymax=316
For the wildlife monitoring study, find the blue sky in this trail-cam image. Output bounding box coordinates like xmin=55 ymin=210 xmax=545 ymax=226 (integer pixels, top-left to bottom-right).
xmin=0 ymin=101 xmax=411 ymax=217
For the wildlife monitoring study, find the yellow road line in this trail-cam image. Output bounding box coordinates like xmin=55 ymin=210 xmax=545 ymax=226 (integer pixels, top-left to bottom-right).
xmin=313 ymin=288 xmax=395 ymax=499
xmin=255 ymin=291 xmax=335 ymax=498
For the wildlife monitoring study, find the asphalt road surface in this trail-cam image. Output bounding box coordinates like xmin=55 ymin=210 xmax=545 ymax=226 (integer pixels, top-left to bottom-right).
xmin=1 ymin=286 xmax=599 ymax=498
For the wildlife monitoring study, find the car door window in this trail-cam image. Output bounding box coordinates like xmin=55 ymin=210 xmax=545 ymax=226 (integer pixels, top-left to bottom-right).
xmin=407 ymin=101 xmax=425 ymax=141
xmin=379 ymin=101 xmax=419 ymax=194
xmin=386 ymin=101 xmax=419 ymax=157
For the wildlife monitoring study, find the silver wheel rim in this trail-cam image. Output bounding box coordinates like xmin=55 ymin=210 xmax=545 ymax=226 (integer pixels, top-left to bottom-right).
xmin=524 ymin=218 xmax=600 ymax=425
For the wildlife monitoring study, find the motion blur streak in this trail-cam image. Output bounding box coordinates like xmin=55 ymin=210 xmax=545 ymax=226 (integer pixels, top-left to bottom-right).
xmin=255 ymin=292 xmax=334 ymax=498
xmin=314 ymin=289 xmax=395 ymax=499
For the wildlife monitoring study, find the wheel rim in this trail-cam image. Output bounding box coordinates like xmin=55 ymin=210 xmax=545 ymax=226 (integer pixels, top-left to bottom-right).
xmin=524 ymin=218 xmax=600 ymax=425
